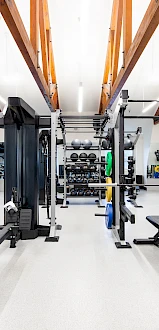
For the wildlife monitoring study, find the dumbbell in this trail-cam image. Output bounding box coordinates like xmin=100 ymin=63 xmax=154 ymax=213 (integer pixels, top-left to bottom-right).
xmin=93 ymin=190 xmax=99 ymax=196
xmin=78 ymin=189 xmax=84 ymax=196
xmin=66 ymin=165 xmax=72 ymax=172
xmin=101 ymin=176 xmax=105 ymax=183
xmin=68 ymin=178 xmax=74 ymax=183
xmin=85 ymin=190 xmax=91 ymax=196
xmin=74 ymin=165 xmax=81 ymax=173
xmin=89 ymin=165 xmax=96 ymax=172
xmin=88 ymin=178 xmax=94 ymax=183
xmin=71 ymin=189 xmax=77 ymax=196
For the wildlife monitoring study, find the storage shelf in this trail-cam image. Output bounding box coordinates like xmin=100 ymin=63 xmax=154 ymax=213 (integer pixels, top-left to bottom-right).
xmin=67 ymin=182 xmax=99 ymax=186
xmin=67 ymin=195 xmax=99 ymax=198
xmin=66 ymin=159 xmax=99 ymax=163
xmin=66 ymin=146 xmax=99 ymax=150
xmin=66 ymin=146 xmax=111 ymax=151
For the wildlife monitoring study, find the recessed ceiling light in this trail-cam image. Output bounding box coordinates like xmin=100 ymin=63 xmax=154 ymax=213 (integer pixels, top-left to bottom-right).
xmin=142 ymin=98 xmax=159 ymax=113
xmin=78 ymin=82 xmax=83 ymax=113
xmin=0 ymin=95 xmax=7 ymax=105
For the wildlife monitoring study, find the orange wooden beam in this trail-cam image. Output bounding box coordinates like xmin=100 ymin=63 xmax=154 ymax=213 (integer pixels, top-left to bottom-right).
xmin=109 ymin=30 xmax=115 ymax=73
xmin=102 ymin=0 xmax=117 ymax=85
xmin=44 ymin=0 xmax=57 ymax=85
xmin=154 ymin=107 xmax=159 ymax=125
xmin=30 ymin=0 xmax=39 ymax=57
xmin=39 ymin=0 xmax=49 ymax=84
xmin=46 ymin=28 xmax=51 ymax=81
xmin=111 ymin=0 xmax=123 ymax=85
xmin=0 ymin=0 xmax=56 ymax=111
xmin=100 ymin=0 xmax=118 ymax=113
xmin=123 ymin=0 xmax=132 ymax=57
xmin=44 ymin=0 xmax=50 ymax=30
xmin=101 ymin=0 xmax=159 ymax=113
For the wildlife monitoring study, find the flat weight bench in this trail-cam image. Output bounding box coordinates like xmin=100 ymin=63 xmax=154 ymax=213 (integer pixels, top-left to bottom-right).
xmin=133 ymin=216 xmax=159 ymax=247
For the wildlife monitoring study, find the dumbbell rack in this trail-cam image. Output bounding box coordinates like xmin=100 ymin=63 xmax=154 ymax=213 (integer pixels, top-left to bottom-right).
xmin=58 ymin=114 xmax=109 ymax=207
xmin=65 ymin=146 xmax=101 ymax=200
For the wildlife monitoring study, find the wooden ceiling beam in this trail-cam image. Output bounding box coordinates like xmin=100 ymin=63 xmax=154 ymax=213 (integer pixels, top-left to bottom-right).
xmin=30 ymin=0 xmax=39 ymax=59
xmin=102 ymin=0 xmax=117 ymax=86
xmin=111 ymin=0 xmax=123 ymax=86
xmin=123 ymin=0 xmax=132 ymax=57
xmin=100 ymin=0 xmax=118 ymax=114
xmin=101 ymin=0 xmax=159 ymax=113
xmin=154 ymin=107 xmax=159 ymax=125
xmin=43 ymin=0 xmax=57 ymax=85
xmin=39 ymin=0 xmax=49 ymax=85
xmin=0 ymin=0 xmax=57 ymax=111
xmin=44 ymin=0 xmax=50 ymax=30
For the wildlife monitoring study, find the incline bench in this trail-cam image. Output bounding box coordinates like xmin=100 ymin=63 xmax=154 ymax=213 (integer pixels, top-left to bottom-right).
xmin=134 ymin=216 xmax=159 ymax=247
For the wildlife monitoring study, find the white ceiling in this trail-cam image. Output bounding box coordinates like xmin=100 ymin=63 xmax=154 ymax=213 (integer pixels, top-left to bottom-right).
xmin=0 ymin=0 xmax=159 ymax=116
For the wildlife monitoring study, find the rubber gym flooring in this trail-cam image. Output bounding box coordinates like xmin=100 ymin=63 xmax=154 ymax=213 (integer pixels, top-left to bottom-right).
xmin=0 ymin=191 xmax=159 ymax=330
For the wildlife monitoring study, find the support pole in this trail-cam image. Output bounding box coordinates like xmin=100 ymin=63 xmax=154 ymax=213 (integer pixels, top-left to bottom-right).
xmin=61 ymin=130 xmax=68 ymax=208
xmin=98 ymin=129 xmax=105 ymax=208
xmin=118 ymin=107 xmax=125 ymax=240
xmin=45 ymin=111 xmax=60 ymax=242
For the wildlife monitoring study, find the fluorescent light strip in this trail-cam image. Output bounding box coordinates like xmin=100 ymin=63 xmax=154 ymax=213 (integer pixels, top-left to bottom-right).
xmin=78 ymin=83 xmax=83 ymax=113
xmin=0 ymin=95 xmax=7 ymax=105
xmin=142 ymin=98 xmax=159 ymax=113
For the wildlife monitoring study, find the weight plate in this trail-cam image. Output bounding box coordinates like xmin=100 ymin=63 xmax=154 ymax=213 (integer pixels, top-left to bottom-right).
xmin=105 ymin=202 xmax=113 ymax=229
xmin=106 ymin=177 xmax=112 ymax=202
xmin=106 ymin=152 xmax=112 ymax=177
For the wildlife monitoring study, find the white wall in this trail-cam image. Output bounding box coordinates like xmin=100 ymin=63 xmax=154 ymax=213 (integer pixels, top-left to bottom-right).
xmin=0 ymin=129 xmax=4 ymax=142
xmin=148 ymin=124 xmax=159 ymax=165
xmin=125 ymin=119 xmax=153 ymax=182
xmin=147 ymin=124 xmax=159 ymax=191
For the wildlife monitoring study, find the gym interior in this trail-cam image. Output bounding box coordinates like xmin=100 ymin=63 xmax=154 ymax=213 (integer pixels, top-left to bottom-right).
xmin=0 ymin=1 xmax=159 ymax=329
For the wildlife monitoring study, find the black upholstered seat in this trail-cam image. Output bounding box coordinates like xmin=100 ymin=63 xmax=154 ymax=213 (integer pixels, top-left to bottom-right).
xmin=146 ymin=216 xmax=159 ymax=229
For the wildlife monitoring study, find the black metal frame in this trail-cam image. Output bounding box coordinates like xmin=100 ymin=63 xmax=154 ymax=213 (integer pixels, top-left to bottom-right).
xmin=0 ymin=98 xmax=52 ymax=248
xmin=134 ymin=231 xmax=159 ymax=247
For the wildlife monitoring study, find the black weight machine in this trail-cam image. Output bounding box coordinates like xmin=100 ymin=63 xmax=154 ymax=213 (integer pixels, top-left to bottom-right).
xmin=0 ymin=97 xmax=60 ymax=248
xmin=91 ymin=90 xmax=159 ymax=248
xmin=39 ymin=130 xmax=51 ymax=207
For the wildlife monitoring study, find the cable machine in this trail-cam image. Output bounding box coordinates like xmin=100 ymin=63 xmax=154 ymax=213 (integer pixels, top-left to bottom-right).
xmin=0 ymin=98 xmax=61 ymax=247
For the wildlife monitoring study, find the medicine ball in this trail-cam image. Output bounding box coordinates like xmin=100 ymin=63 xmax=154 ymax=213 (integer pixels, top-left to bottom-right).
xmin=82 ymin=139 xmax=92 ymax=149
xmin=79 ymin=153 xmax=87 ymax=161
xmin=70 ymin=153 xmax=78 ymax=162
xmin=89 ymin=153 xmax=96 ymax=163
xmin=71 ymin=139 xmax=81 ymax=150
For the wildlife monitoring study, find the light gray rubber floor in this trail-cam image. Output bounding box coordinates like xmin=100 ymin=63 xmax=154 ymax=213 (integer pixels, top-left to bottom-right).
xmin=0 ymin=191 xmax=159 ymax=330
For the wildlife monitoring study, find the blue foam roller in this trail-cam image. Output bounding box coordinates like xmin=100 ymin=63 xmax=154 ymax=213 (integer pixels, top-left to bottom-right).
xmin=105 ymin=203 xmax=113 ymax=229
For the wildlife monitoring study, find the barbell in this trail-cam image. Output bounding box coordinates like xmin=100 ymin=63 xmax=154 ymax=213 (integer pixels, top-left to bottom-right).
xmin=88 ymin=183 xmax=159 ymax=188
